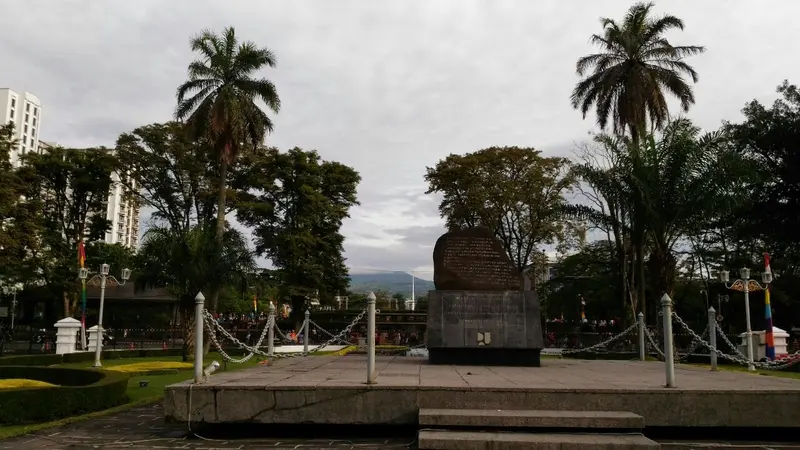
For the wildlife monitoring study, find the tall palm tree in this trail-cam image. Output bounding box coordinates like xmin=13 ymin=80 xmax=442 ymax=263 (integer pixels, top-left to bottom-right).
xmin=571 ymin=2 xmax=705 ymax=142
xmin=176 ymin=26 xmax=280 ymax=311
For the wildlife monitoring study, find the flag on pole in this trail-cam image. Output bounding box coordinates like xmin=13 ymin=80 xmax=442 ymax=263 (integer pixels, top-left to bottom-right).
xmin=253 ymin=294 xmax=258 ymax=313
xmin=78 ymin=241 xmax=87 ymax=328
xmin=764 ymin=253 xmax=775 ymax=360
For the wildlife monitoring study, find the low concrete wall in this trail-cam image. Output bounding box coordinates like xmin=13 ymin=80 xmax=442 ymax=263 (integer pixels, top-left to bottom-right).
xmin=164 ymin=385 xmax=800 ymax=428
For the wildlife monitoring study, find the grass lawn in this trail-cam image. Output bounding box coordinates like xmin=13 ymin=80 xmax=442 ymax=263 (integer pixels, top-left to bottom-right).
xmin=0 ymin=351 xmax=262 ymax=440
xmin=686 ymin=363 xmax=800 ymax=380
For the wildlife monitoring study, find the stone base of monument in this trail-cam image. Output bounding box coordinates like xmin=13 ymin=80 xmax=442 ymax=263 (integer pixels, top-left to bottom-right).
xmin=426 ymin=290 xmax=544 ymax=367
xmin=428 ymin=347 xmax=541 ymax=367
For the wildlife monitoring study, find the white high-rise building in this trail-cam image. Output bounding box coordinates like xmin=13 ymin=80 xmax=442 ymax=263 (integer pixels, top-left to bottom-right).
xmin=104 ymin=171 xmax=140 ymax=250
xmin=0 ymin=89 xmax=43 ymax=167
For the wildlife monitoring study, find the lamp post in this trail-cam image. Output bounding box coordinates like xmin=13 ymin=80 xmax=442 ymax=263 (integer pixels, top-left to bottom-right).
xmin=79 ymin=264 xmax=131 ymax=367
xmin=1 ymin=283 xmax=23 ymax=331
xmin=719 ymin=267 xmax=770 ymax=372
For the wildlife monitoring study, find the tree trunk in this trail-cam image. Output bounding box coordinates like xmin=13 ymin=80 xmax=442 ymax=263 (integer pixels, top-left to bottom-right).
xmin=62 ymin=291 xmax=71 ymax=318
xmin=181 ymin=306 xmax=194 ymax=362
xmin=205 ymin=157 xmax=229 ymax=354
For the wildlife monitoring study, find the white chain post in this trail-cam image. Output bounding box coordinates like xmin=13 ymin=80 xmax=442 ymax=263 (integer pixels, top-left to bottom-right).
xmin=637 ymin=312 xmax=645 ymax=361
xmin=708 ymin=307 xmax=718 ymax=371
xmin=366 ymin=291 xmax=377 ymax=384
xmin=194 ymin=291 xmax=205 ymax=384
xmin=303 ymin=309 xmax=310 ymax=354
xmin=267 ymin=302 xmax=275 ymax=357
xmin=661 ymin=294 xmax=676 ymax=388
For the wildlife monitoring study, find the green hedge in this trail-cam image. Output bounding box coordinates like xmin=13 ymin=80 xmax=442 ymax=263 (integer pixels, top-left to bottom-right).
xmin=0 ymin=348 xmax=185 ymax=367
xmin=0 ymin=366 xmax=130 ymax=424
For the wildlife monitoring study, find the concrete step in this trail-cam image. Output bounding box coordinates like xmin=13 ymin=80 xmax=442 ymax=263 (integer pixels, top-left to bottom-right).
xmin=419 ymin=408 xmax=645 ymax=430
xmin=418 ymin=430 xmax=660 ymax=450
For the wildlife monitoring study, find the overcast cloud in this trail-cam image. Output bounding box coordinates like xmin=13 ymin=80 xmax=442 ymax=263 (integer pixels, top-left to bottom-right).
xmin=2 ymin=0 xmax=798 ymax=278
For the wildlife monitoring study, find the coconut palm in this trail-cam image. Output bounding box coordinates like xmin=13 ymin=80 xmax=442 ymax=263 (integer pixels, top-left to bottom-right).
xmin=571 ymin=2 xmax=705 ymax=141
xmin=135 ymin=225 xmax=255 ymax=360
xmin=175 ymin=26 xmax=280 ymax=310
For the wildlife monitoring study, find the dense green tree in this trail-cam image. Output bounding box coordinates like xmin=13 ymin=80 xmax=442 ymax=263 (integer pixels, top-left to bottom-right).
xmin=115 ymin=122 xmax=218 ymax=233
xmin=541 ymin=241 xmax=620 ymax=322
xmin=176 ymin=27 xmax=281 ymax=314
xmin=726 ymin=81 xmax=800 ymax=268
xmin=21 ymin=146 xmax=117 ymax=318
xmin=0 ymin=123 xmax=30 ymax=286
xmin=135 ymin=225 xmax=255 ymax=360
xmin=425 ymin=146 xmax=577 ymax=273
xmin=571 ymin=2 xmax=704 ymax=141
xmin=233 ymin=147 xmax=359 ymax=325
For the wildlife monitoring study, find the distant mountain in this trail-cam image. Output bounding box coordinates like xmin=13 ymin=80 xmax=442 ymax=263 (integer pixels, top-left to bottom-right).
xmin=348 ymin=271 xmax=434 ymax=298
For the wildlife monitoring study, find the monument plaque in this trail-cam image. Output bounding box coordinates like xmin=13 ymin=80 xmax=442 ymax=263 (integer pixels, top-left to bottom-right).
xmin=427 ymin=226 xmax=544 ymax=367
xmin=433 ymin=227 xmax=522 ymax=291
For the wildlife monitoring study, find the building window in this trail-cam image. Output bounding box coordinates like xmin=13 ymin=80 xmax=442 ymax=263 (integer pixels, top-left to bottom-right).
xmin=33 ymin=118 xmax=37 ymax=126
xmin=24 ymin=124 xmax=28 ymax=133
xmin=25 ymin=113 xmax=29 ymax=123
xmin=25 ymin=103 xmax=29 ymax=112
xmin=31 ymin=128 xmax=36 ymax=136
xmin=10 ymin=98 xmax=15 ymax=108
xmin=33 ymin=107 xmax=38 ymax=117
xmin=9 ymin=109 xmax=14 ymax=119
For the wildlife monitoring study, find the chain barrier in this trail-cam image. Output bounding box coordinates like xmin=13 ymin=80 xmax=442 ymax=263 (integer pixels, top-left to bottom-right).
xmin=203 ymin=308 xmax=368 ymax=363
xmin=713 ymin=322 xmax=747 ymax=360
xmin=309 ymin=320 xmax=352 ymax=346
xmin=672 ymin=312 xmax=800 ymax=370
xmin=644 ymin=327 xmax=666 ymax=359
xmin=560 ymin=323 xmax=638 ymax=355
xmin=677 ymin=325 xmax=708 ymax=362
xmin=272 ymin=324 xmax=294 ymax=344
xmin=202 ymin=312 xmax=273 ymax=364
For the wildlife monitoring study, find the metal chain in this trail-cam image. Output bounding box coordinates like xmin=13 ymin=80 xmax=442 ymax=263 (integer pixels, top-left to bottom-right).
xmin=644 ymin=327 xmax=666 ymax=358
xmin=672 ymin=312 xmax=800 ymax=370
xmin=309 ymin=320 xmax=352 ymax=345
xmin=678 ymin=325 xmax=708 ymax=362
xmin=203 ymin=312 xmax=273 ymax=363
xmin=203 ymin=308 xmax=368 ymax=362
xmin=713 ymin=322 xmax=747 ymax=360
xmin=561 ymin=323 xmax=638 ymax=355
xmin=272 ymin=324 xmax=294 ymax=343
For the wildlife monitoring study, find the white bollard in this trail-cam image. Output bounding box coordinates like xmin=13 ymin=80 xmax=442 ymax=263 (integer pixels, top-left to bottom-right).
xmin=194 ymin=291 xmax=205 ymax=384
xmin=637 ymin=312 xmax=645 ymax=361
xmin=303 ymin=310 xmax=310 ymax=354
xmin=708 ymin=307 xmax=718 ymax=372
xmin=661 ymin=294 xmax=676 ymax=388
xmin=366 ymin=291 xmax=377 ymax=384
xmin=268 ymin=302 xmax=275 ymax=357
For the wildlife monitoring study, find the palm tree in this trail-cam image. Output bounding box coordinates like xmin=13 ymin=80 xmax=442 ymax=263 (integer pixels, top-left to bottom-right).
xmin=571 ymin=2 xmax=705 ymax=142
xmin=175 ymin=26 xmax=280 ymax=311
xmin=135 ymin=225 xmax=255 ymax=360
xmin=568 ymin=120 xmax=751 ymax=323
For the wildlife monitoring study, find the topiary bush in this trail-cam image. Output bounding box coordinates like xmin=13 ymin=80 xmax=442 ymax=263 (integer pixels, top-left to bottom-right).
xmin=0 ymin=366 xmax=130 ymax=424
xmin=0 ymin=348 xmax=186 ymax=366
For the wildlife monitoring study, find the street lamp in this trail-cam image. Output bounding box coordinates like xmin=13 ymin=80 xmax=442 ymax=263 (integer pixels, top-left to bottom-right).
xmin=719 ymin=267 xmax=770 ymax=372
xmin=79 ymin=265 xmax=131 ymax=367
xmin=1 ymin=283 xmax=23 ymax=331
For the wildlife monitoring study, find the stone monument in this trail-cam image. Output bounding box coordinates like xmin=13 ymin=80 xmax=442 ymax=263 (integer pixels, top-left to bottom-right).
xmin=426 ymin=226 xmax=544 ymax=366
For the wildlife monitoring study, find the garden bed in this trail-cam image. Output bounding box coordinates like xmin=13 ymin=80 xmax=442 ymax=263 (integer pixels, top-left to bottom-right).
xmin=0 ymin=366 xmax=129 ymax=424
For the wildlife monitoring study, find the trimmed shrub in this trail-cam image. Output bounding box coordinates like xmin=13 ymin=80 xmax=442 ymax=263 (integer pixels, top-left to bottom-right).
xmin=0 ymin=366 xmax=129 ymax=424
xmin=0 ymin=348 xmax=187 ymax=366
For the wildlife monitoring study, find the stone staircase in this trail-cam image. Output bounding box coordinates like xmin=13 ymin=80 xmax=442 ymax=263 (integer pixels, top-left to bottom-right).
xmin=418 ymin=408 xmax=660 ymax=449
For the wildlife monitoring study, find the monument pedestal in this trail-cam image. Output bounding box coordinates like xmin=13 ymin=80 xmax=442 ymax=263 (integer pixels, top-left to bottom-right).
xmin=426 ymin=290 xmax=544 ymax=367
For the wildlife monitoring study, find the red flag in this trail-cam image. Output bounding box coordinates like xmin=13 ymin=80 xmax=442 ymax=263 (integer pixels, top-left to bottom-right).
xmin=78 ymin=240 xmax=86 ymax=268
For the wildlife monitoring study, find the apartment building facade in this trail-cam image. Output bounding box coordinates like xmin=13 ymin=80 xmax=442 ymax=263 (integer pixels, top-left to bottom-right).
xmin=104 ymin=170 xmax=140 ymax=250
xmin=0 ymin=88 xmax=42 ymax=167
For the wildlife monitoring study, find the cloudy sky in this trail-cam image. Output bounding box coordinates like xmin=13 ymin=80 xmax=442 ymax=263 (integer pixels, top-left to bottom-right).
xmin=2 ymin=0 xmax=798 ymax=277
